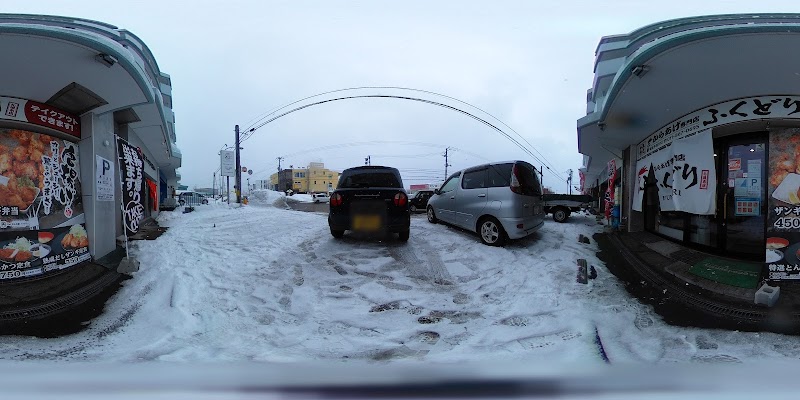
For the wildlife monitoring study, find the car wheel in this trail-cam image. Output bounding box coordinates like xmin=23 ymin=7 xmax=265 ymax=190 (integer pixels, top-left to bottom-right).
xmin=398 ymin=229 xmax=410 ymax=242
xmin=478 ymin=217 xmax=507 ymax=246
xmin=330 ymin=229 xmax=344 ymax=239
xmin=314 ymin=200 xmax=320 ymax=203
xmin=410 ymin=205 xmax=417 ymax=213
xmin=553 ymin=208 xmax=569 ymax=223
xmin=179 ymin=200 xmax=185 ymax=206
xmin=202 ymin=200 xmax=209 ymax=205
xmin=427 ymin=206 xmax=437 ymax=223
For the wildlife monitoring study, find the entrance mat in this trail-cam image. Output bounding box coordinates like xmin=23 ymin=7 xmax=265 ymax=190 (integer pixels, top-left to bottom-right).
xmin=688 ymin=257 xmax=761 ymax=289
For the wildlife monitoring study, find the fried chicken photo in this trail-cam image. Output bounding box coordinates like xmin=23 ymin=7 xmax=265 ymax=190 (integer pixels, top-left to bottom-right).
xmin=61 ymin=234 xmax=72 ymax=249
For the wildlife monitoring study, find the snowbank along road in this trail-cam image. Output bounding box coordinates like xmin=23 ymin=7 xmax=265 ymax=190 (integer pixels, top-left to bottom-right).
xmin=3 ymin=189 xmax=800 ymax=364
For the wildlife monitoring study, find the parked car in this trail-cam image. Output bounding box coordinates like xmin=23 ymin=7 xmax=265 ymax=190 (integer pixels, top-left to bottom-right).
xmin=328 ymin=166 xmax=411 ymax=241
xmin=408 ymin=190 xmax=434 ymax=213
xmin=312 ymin=193 xmax=330 ymax=203
xmin=178 ymin=191 xmax=209 ymax=205
xmin=426 ymin=160 xmax=545 ymax=246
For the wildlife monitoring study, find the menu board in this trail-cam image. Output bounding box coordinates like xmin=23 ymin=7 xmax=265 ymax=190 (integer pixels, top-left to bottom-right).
xmin=766 ymin=128 xmax=800 ymax=280
xmin=0 ymin=128 xmax=89 ymax=280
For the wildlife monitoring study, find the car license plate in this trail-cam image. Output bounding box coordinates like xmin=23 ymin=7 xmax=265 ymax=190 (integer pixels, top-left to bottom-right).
xmin=352 ymin=215 xmax=381 ymax=231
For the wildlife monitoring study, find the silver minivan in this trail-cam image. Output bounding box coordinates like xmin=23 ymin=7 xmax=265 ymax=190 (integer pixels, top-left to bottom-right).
xmin=426 ymin=160 xmax=545 ymax=246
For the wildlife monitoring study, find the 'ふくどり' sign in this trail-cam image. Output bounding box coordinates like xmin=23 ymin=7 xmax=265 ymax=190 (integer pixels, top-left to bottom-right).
xmin=0 ymin=96 xmax=80 ymax=138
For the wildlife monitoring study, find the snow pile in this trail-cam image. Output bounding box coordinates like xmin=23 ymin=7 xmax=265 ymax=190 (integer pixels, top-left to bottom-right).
xmin=249 ymin=189 xmax=289 ymax=208
xmin=285 ymin=193 xmax=314 ymax=203
xmin=4 ymin=208 xmax=800 ymax=365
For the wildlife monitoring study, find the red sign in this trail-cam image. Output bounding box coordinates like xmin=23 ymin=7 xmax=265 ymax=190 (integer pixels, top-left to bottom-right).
xmin=700 ymin=170 xmax=710 ymax=189
xmin=729 ymin=158 xmax=741 ymax=171
xmin=0 ymin=96 xmax=79 ymax=138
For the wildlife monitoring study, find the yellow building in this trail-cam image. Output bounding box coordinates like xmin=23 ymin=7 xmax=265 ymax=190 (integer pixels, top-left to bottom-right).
xmin=270 ymin=162 xmax=340 ymax=193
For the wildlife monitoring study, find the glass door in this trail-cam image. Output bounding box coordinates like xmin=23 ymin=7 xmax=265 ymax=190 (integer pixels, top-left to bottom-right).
xmin=720 ymin=134 xmax=767 ymax=260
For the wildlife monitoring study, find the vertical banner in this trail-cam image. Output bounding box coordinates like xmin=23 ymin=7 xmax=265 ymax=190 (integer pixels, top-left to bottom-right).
xmin=116 ymin=137 xmax=145 ymax=235
xmin=0 ymin=128 xmax=89 ymax=280
xmin=605 ymin=159 xmax=617 ymax=218
xmin=766 ymin=128 xmax=800 ymax=280
xmin=578 ymin=170 xmax=586 ymax=195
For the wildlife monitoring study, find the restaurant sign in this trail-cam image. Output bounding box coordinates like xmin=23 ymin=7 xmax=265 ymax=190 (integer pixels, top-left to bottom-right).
xmin=0 ymin=96 xmax=80 ymax=138
xmin=0 ymin=128 xmax=89 ymax=281
xmin=638 ymin=95 xmax=800 ymax=162
xmin=634 ymin=131 xmax=716 ymax=214
xmin=766 ymin=128 xmax=800 ymax=281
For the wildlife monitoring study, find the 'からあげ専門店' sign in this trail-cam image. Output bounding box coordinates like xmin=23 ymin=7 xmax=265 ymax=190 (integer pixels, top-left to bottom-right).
xmin=0 ymin=96 xmax=80 ymax=138
xmin=634 ymin=95 xmax=800 ymax=215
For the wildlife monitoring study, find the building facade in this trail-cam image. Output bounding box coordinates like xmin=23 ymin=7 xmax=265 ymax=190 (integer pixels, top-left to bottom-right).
xmin=578 ymin=14 xmax=800 ymax=280
xmin=271 ymin=162 xmax=340 ymax=193
xmin=0 ymin=14 xmax=180 ymax=317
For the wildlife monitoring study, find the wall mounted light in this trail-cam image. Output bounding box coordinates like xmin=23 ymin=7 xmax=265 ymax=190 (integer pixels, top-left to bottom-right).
xmin=95 ymin=53 xmax=118 ymax=68
xmin=631 ymin=65 xmax=650 ymax=78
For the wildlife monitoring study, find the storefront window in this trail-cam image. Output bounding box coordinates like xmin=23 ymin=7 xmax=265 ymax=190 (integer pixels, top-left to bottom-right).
xmin=688 ymin=214 xmax=718 ymax=247
xmin=656 ymin=211 xmax=685 ymax=240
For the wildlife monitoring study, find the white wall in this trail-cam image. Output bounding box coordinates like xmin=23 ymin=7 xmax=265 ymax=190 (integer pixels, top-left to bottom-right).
xmin=79 ymin=112 xmax=118 ymax=262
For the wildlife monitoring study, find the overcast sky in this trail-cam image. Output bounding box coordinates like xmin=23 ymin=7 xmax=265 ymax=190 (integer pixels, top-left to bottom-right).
xmin=10 ymin=1 xmax=800 ymax=192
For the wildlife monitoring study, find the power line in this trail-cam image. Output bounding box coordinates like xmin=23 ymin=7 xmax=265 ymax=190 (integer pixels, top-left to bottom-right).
xmin=242 ymin=94 xmax=559 ymax=175
xmin=237 ymin=87 xmax=568 ymax=182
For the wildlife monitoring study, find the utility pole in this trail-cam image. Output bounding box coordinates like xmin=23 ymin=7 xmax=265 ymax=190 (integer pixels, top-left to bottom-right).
xmin=365 ymin=156 xmax=371 ymax=166
xmin=235 ymin=124 xmax=242 ymax=204
xmin=277 ymin=157 xmax=284 ymax=191
xmin=212 ymin=172 xmax=216 ymax=198
xmin=443 ymin=147 xmax=451 ymax=178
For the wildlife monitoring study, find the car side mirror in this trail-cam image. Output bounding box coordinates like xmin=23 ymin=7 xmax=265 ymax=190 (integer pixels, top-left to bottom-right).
xmin=434 ymin=189 xmax=441 ymax=195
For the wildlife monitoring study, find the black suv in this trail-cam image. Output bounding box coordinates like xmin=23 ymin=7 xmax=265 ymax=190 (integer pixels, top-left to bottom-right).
xmin=328 ymin=166 xmax=410 ymax=241
xmin=408 ymin=190 xmax=434 ymax=213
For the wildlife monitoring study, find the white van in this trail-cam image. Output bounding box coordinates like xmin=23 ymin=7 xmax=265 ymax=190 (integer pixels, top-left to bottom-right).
xmin=312 ymin=192 xmax=330 ymax=203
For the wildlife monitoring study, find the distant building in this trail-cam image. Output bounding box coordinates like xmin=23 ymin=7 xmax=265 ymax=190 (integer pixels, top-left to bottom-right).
xmin=270 ymin=162 xmax=340 ymax=193
xmin=252 ymin=179 xmax=271 ymax=190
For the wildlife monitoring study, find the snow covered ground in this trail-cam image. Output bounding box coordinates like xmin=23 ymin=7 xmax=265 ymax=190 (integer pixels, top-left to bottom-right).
xmin=4 ymin=189 xmax=800 ymax=364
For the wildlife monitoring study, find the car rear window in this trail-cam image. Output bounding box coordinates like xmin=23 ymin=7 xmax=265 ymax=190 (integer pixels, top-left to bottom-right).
xmin=515 ymin=162 xmax=542 ymax=196
xmin=487 ymin=163 xmax=513 ymax=188
xmin=338 ymin=170 xmax=402 ymax=189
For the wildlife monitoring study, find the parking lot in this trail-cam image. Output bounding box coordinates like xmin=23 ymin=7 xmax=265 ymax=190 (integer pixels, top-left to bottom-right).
xmin=4 ymin=191 xmax=797 ymax=364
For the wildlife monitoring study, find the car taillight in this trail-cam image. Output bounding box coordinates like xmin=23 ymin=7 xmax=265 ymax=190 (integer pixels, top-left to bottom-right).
xmin=393 ymin=192 xmax=407 ymax=207
xmin=510 ymin=164 xmax=522 ymax=194
xmin=331 ymin=193 xmax=343 ymax=207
